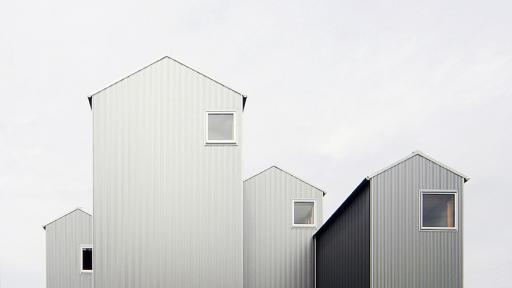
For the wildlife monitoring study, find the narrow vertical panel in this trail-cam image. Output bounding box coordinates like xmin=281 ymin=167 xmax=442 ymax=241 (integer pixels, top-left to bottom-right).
xmin=243 ymin=167 xmax=324 ymax=288
xmin=315 ymin=183 xmax=370 ymax=288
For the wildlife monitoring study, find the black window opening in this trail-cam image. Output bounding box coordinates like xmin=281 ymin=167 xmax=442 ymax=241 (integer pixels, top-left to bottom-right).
xmin=82 ymin=247 xmax=92 ymax=272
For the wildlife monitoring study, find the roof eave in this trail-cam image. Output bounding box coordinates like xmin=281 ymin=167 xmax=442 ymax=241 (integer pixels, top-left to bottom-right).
xmin=366 ymin=151 xmax=470 ymax=182
xmin=86 ymin=56 xmax=247 ymax=111
xmin=42 ymin=208 xmax=92 ymax=230
xmin=314 ymin=178 xmax=369 ymax=237
xmin=242 ymin=95 xmax=247 ymax=111
xmin=244 ymin=165 xmax=326 ymax=196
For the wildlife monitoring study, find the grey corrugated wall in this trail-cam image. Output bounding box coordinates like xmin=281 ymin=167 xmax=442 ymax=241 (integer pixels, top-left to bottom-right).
xmin=45 ymin=209 xmax=92 ymax=288
xmin=243 ymin=166 xmax=323 ymax=288
xmin=315 ymin=182 xmax=370 ymax=288
xmin=92 ymin=57 xmax=243 ymax=288
xmin=370 ymin=154 xmax=464 ymax=288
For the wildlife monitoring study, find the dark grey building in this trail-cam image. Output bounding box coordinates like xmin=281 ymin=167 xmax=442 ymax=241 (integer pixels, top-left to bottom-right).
xmin=314 ymin=151 xmax=469 ymax=288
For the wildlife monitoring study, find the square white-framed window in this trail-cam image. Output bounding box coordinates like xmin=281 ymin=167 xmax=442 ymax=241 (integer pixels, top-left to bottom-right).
xmin=420 ymin=190 xmax=458 ymax=231
xmin=80 ymin=245 xmax=93 ymax=273
xmin=292 ymin=200 xmax=316 ymax=228
xmin=205 ymin=111 xmax=237 ymax=144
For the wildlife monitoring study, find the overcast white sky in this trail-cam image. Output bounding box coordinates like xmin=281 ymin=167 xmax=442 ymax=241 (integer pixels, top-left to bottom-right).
xmin=1 ymin=0 xmax=511 ymax=287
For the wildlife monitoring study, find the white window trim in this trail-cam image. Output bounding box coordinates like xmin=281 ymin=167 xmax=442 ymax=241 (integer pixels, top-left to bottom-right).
xmin=205 ymin=111 xmax=237 ymax=144
xmin=292 ymin=199 xmax=317 ymax=228
xmin=80 ymin=244 xmax=93 ymax=273
xmin=419 ymin=189 xmax=458 ymax=231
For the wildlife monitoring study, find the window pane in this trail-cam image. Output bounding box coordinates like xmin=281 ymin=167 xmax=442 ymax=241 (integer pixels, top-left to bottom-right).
xmin=208 ymin=113 xmax=234 ymax=141
xmin=82 ymin=248 xmax=92 ymax=271
xmin=294 ymin=202 xmax=314 ymax=225
xmin=422 ymin=194 xmax=455 ymax=228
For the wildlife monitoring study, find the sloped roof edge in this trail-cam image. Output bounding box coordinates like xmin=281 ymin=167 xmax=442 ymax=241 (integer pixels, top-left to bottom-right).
xmin=42 ymin=207 xmax=92 ymax=230
xmin=87 ymin=56 xmax=247 ymax=110
xmin=366 ymin=150 xmax=470 ymax=182
xmin=244 ymin=165 xmax=326 ymax=196
xmin=314 ymin=178 xmax=369 ymax=237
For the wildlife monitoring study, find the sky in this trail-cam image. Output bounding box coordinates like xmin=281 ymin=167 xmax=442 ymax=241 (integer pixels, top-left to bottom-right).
xmin=0 ymin=0 xmax=511 ymax=287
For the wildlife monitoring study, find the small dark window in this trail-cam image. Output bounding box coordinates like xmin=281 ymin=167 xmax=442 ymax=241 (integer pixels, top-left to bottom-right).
xmin=81 ymin=247 xmax=92 ymax=272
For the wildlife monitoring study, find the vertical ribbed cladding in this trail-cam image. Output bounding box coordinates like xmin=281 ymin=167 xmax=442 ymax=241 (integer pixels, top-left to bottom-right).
xmin=314 ymin=182 xmax=370 ymax=288
xmin=92 ymin=58 xmax=243 ymax=288
xmin=370 ymin=154 xmax=464 ymax=288
xmin=44 ymin=210 xmax=92 ymax=288
xmin=243 ymin=167 xmax=324 ymax=288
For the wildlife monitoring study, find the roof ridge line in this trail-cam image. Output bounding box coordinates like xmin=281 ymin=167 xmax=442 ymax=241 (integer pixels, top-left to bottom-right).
xmin=87 ymin=56 xmax=247 ymax=109
xmin=244 ymin=165 xmax=326 ymax=196
xmin=366 ymin=150 xmax=469 ymax=182
xmin=42 ymin=207 xmax=91 ymax=230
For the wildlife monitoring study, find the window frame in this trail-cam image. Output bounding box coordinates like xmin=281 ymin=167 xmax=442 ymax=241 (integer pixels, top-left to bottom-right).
xmin=292 ymin=199 xmax=317 ymax=228
xmin=205 ymin=111 xmax=237 ymax=145
xmin=419 ymin=189 xmax=458 ymax=231
xmin=80 ymin=245 xmax=93 ymax=273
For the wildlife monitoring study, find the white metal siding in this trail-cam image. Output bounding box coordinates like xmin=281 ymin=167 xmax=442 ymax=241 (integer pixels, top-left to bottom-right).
xmin=370 ymin=155 xmax=464 ymax=288
xmin=92 ymin=58 xmax=243 ymax=288
xmin=243 ymin=167 xmax=323 ymax=288
xmin=45 ymin=210 xmax=92 ymax=288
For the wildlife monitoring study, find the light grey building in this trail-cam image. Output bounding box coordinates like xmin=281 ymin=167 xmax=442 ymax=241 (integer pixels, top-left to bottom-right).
xmin=43 ymin=208 xmax=93 ymax=288
xmin=314 ymin=151 xmax=469 ymax=288
xmin=88 ymin=57 xmax=246 ymax=288
xmin=243 ymin=166 xmax=324 ymax=288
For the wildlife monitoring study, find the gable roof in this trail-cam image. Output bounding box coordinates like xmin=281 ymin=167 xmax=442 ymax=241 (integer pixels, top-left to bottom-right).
xmin=315 ymin=150 xmax=469 ymax=237
xmin=87 ymin=56 xmax=247 ymax=110
xmin=366 ymin=150 xmax=470 ymax=182
xmin=42 ymin=207 xmax=92 ymax=230
xmin=244 ymin=166 xmax=326 ymax=196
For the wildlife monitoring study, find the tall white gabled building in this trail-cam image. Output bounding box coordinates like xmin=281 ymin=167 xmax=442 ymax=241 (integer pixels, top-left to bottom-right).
xmin=89 ymin=57 xmax=246 ymax=288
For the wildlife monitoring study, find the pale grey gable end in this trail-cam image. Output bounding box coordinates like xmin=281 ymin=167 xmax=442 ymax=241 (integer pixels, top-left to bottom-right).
xmin=366 ymin=151 xmax=470 ymax=182
xmin=87 ymin=56 xmax=247 ymax=109
xmin=369 ymin=152 xmax=466 ymax=288
xmin=43 ymin=208 xmax=92 ymax=230
xmin=244 ymin=165 xmax=326 ymax=196
xmin=44 ymin=208 xmax=93 ymax=288
xmin=243 ymin=165 xmax=324 ymax=288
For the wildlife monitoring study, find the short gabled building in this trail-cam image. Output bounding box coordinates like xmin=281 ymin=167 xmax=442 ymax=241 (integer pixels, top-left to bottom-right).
xmin=43 ymin=208 xmax=93 ymax=288
xmin=243 ymin=166 xmax=325 ymax=288
xmin=314 ymin=151 xmax=469 ymax=288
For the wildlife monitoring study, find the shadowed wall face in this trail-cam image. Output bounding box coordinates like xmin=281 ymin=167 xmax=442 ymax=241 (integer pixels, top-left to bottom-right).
xmin=315 ymin=183 xmax=370 ymax=288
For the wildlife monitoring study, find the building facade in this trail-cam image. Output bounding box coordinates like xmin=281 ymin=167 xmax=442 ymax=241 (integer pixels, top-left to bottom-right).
xmin=89 ymin=57 xmax=245 ymax=288
xmin=315 ymin=151 xmax=469 ymax=288
xmin=43 ymin=57 xmax=470 ymax=288
xmin=243 ymin=166 xmax=324 ymax=288
xmin=43 ymin=208 xmax=92 ymax=288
